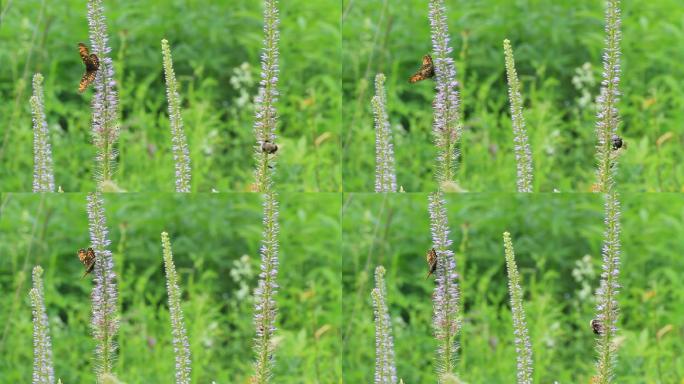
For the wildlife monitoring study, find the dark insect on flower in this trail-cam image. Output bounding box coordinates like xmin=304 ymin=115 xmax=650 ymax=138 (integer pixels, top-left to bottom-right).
xmin=78 ymin=43 xmax=99 ymax=93
xmin=425 ymin=248 xmax=438 ymax=279
xmin=261 ymin=141 xmax=278 ymax=154
xmin=590 ymin=318 xmax=604 ymax=336
xmin=611 ymin=135 xmax=625 ymax=150
xmin=409 ymin=55 xmax=435 ymax=83
xmin=78 ymin=247 xmax=96 ymax=278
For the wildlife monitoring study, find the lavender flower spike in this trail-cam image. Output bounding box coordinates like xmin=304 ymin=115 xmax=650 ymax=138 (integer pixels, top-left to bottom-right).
xmin=30 ymin=73 xmax=55 ymax=192
xmin=372 ymin=73 xmax=397 ymax=192
xmin=161 ymin=39 xmax=192 ymax=192
xmin=428 ymin=0 xmax=462 ymax=189
xmin=503 ymin=40 xmax=534 ymax=193
xmin=502 ymin=232 xmax=533 ymax=384
xmin=30 ymin=266 xmax=55 ymax=384
xmin=86 ymin=192 xmax=119 ymax=378
xmin=252 ymin=191 xmax=280 ymax=383
xmin=253 ymin=0 xmax=281 ymax=192
xmin=593 ymin=192 xmax=622 ymax=383
xmin=427 ymin=192 xmax=461 ymax=380
xmin=161 ymin=232 xmax=192 ymax=384
xmin=594 ymin=0 xmax=622 ymax=193
xmin=87 ymin=0 xmax=120 ymax=190
xmin=372 ymin=266 xmax=398 ymax=384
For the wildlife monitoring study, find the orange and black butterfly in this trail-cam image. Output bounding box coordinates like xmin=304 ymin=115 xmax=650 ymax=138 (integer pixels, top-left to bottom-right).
xmin=409 ymin=55 xmax=435 ymax=83
xmin=78 ymin=247 xmax=96 ymax=278
xmin=425 ymin=248 xmax=438 ymax=279
xmin=78 ymin=43 xmax=99 ymax=93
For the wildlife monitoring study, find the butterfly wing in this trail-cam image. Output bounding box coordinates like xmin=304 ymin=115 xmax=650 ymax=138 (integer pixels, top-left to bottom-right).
xmin=409 ymin=55 xmax=436 ymax=83
xmin=425 ymin=248 xmax=438 ymax=279
xmin=409 ymin=67 xmax=424 ymax=83
xmin=78 ymin=44 xmax=99 ymax=92
xmin=423 ymin=55 xmax=435 ymax=79
xmin=87 ymin=54 xmax=99 ymax=72
xmin=85 ymin=248 xmax=96 ymax=273
xmin=78 ymin=43 xmax=90 ymax=63
xmin=78 ymin=248 xmax=87 ymax=263
xmin=79 ymin=70 xmax=97 ymax=93
xmin=79 ymin=247 xmax=96 ymax=278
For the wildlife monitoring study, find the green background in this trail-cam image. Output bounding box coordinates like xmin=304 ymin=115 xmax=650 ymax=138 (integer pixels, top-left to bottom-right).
xmin=0 ymin=0 xmax=340 ymax=192
xmin=2 ymin=0 xmax=684 ymax=383
xmin=0 ymin=193 xmax=341 ymax=383
xmin=342 ymin=0 xmax=684 ymax=192
xmin=342 ymin=193 xmax=684 ymax=383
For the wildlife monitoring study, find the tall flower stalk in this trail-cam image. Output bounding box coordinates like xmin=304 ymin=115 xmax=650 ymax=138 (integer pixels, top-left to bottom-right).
xmin=30 ymin=265 xmax=55 ymax=384
xmin=594 ymin=0 xmax=622 ymax=193
xmin=86 ymin=192 xmax=119 ymax=378
xmin=503 ymin=40 xmax=534 ymax=193
xmin=593 ymin=192 xmax=622 ymax=383
xmin=427 ymin=192 xmax=461 ymax=380
xmin=372 ymin=73 xmax=397 ymax=192
xmin=30 ymin=73 xmax=55 ymax=192
xmin=502 ymin=232 xmax=533 ymax=384
xmin=371 ymin=266 xmax=397 ymax=384
xmin=428 ymin=0 xmax=462 ymax=189
xmin=161 ymin=39 xmax=192 ymax=193
xmin=253 ymin=0 xmax=280 ymax=192
xmin=87 ymin=0 xmax=120 ymax=190
xmin=592 ymin=2 xmax=623 ymax=380
xmin=252 ymin=191 xmax=280 ymax=383
xmin=161 ymin=232 xmax=192 ymax=384
xmin=252 ymin=2 xmax=282 ymax=375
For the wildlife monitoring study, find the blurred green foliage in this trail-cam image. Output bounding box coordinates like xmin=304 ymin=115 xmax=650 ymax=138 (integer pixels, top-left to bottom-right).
xmin=342 ymin=193 xmax=684 ymax=383
xmin=0 ymin=192 xmax=341 ymax=383
xmin=343 ymin=0 xmax=684 ymax=192
xmin=0 ymin=0 xmax=340 ymax=192
xmin=3 ymin=0 xmax=684 ymax=383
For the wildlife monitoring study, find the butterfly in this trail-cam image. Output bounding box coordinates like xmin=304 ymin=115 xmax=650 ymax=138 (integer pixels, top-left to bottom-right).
xmin=409 ymin=55 xmax=435 ymax=83
xmin=78 ymin=247 xmax=96 ymax=278
xmin=425 ymin=248 xmax=437 ymax=279
xmin=78 ymin=43 xmax=99 ymax=93
xmin=590 ymin=319 xmax=604 ymax=336
xmin=261 ymin=140 xmax=278 ymax=154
